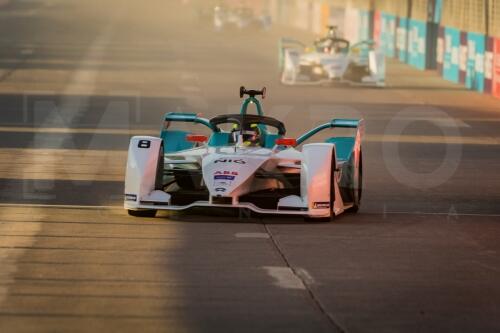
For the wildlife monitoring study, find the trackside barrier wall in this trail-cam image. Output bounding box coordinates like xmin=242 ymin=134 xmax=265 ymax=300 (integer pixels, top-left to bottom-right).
xmin=465 ymin=32 xmax=485 ymax=92
xmin=380 ymin=12 xmax=396 ymax=58
xmin=443 ymin=27 xmax=460 ymax=83
xmin=494 ymin=38 xmax=500 ymax=99
xmin=397 ymin=17 xmax=408 ymax=62
xmin=485 ymin=37 xmax=494 ymax=94
xmin=437 ymin=26 xmax=445 ymax=75
xmin=426 ymin=22 xmax=439 ymax=69
xmin=358 ymin=10 xmax=371 ymax=41
xmin=459 ymin=32 xmax=467 ymax=84
xmin=408 ymin=19 xmax=427 ymax=70
xmin=269 ymin=0 xmax=499 ymax=100
xmin=373 ymin=10 xmax=381 ymax=45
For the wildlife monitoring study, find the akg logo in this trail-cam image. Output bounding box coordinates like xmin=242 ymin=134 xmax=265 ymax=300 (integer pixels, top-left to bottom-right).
xmin=214 ymin=158 xmax=246 ymax=164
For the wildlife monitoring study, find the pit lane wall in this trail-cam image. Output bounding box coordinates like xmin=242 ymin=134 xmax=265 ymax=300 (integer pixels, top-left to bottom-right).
xmin=268 ymin=0 xmax=500 ymax=100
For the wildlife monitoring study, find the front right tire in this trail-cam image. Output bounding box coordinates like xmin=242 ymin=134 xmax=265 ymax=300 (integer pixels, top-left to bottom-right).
xmin=349 ymin=150 xmax=363 ymax=213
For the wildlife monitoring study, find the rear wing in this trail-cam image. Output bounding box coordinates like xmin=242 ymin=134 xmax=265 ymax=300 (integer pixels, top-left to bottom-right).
xmin=296 ymin=119 xmax=364 ymax=146
xmin=279 ymin=38 xmax=306 ymax=49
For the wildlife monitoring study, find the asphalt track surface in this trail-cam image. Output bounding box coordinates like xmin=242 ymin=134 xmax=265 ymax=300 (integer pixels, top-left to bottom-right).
xmin=0 ymin=1 xmax=499 ymax=332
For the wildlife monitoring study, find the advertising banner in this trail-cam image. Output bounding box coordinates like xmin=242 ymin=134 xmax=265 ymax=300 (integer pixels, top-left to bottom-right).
xmin=484 ymin=37 xmax=494 ymax=94
xmin=493 ymin=38 xmax=500 ymax=99
xmin=358 ymin=10 xmax=370 ymax=41
xmin=465 ymin=32 xmax=485 ymax=92
xmin=380 ymin=12 xmax=396 ymax=58
xmin=397 ymin=17 xmax=408 ymax=62
xmin=408 ymin=19 xmax=426 ymax=70
xmin=443 ymin=27 xmax=460 ymax=82
xmin=437 ymin=26 xmax=445 ymax=74
xmin=459 ymin=31 xmax=468 ymax=84
xmin=373 ymin=10 xmax=381 ymax=46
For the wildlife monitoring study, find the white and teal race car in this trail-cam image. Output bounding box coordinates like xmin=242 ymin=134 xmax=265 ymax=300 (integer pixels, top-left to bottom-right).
xmin=279 ymin=26 xmax=385 ymax=87
xmin=124 ymin=87 xmax=364 ymax=221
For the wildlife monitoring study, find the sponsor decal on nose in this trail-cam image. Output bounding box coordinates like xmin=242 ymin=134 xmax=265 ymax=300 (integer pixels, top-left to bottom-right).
xmin=214 ymin=158 xmax=246 ymax=164
xmin=214 ymin=175 xmax=236 ymax=181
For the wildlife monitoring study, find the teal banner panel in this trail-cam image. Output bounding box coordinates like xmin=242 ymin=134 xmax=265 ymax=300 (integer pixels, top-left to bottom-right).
xmin=443 ymin=27 xmax=460 ymax=82
xmin=358 ymin=10 xmax=370 ymax=41
xmin=380 ymin=12 xmax=396 ymax=57
xmin=397 ymin=17 xmax=408 ymax=62
xmin=408 ymin=19 xmax=426 ymax=70
xmin=465 ymin=32 xmax=485 ymax=92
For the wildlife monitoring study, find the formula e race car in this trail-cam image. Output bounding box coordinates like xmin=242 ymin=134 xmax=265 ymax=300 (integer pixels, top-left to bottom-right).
xmin=279 ymin=26 xmax=385 ymax=87
xmin=124 ymin=87 xmax=364 ymax=221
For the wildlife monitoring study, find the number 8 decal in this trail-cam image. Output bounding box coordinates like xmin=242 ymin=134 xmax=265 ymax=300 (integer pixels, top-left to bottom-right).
xmin=138 ymin=140 xmax=151 ymax=149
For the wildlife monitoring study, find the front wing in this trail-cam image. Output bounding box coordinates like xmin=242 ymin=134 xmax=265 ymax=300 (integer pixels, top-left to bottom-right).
xmin=125 ymin=201 xmax=341 ymax=216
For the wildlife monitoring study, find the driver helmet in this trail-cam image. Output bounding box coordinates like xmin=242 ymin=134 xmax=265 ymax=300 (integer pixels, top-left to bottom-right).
xmin=231 ymin=123 xmax=261 ymax=147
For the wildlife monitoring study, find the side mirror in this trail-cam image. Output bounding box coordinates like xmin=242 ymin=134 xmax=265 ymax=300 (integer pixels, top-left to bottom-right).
xmin=275 ymin=138 xmax=296 ymax=147
xmin=186 ymin=134 xmax=208 ymax=143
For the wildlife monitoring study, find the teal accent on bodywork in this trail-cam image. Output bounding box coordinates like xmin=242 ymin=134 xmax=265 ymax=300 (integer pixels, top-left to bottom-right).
xmin=160 ymin=112 xmax=216 ymax=153
xmin=164 ymin=112 xmax=216 ymax=131
xmin=296 ymin=119 xmax=360 ymax=145
xmin=325 ymin=137 xmax=355 ymax=161
xmin=160 ymin=130 xmax=194 ymax=153
xmin=239 ymin=97 xmax=263 ymax=116
xmin=264 ymin=133 xmax=281 ymax=148
xmin=208 ymin=132 xmax=231 ymax=147
xmin=330 ymin=119 xmax=361 ymax=128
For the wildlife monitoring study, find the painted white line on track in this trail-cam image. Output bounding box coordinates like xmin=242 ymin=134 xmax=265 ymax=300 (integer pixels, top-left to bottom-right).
xmin=431 ymin=118 xmax=470 ymax=128
xmin=0 ymin=126 xmax=157 ymax=135
xmin=1 ymin=203 xmax=497 ymax=217
xmin=235 ymin=232 xmax=270 ymax=239
xmin=20 ymin=49 xmax=34 ymax=56
xmin=0 ymin=207 xmax=42 ymax=304
xmin=295 ymin=268 xmax=315 ymax=285
xmin=0 ymin=203 xmax=121 ymax=210
xmin=365 ymin=134 xmax=500 ymax=145
xmin=180 ymin=85 xmax=201 ymax=93
xmin=382 ymin=211 xmax=500 ymax=217
xmin=263 ymin=266 xmax=306 ymax=290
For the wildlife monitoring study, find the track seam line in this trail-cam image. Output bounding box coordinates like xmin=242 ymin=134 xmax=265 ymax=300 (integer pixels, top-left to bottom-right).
xmin=263 ymin=224 xmax=345 ymax=333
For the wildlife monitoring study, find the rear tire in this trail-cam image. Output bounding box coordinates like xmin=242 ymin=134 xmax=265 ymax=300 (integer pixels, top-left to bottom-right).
xmin=155 ymin=144 xmax=165 ymax=191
